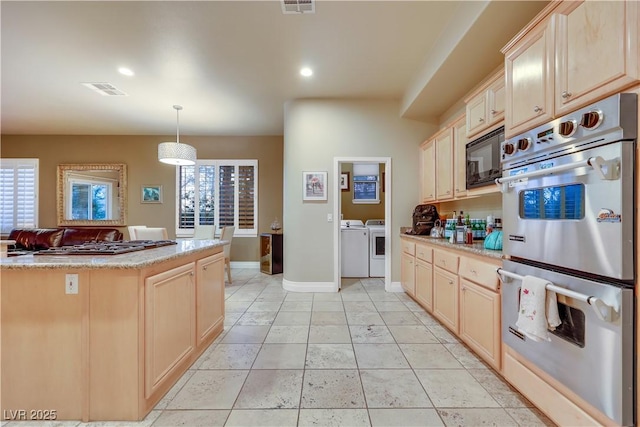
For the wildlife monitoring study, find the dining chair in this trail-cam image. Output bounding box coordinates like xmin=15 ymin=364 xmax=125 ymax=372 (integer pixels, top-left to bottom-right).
xmin=127 ymin=225 xmax=147 ymax=240
xmin=135 ymin=227 xmax=169 ymax=240
xmin=220 ymin=226 xmax=235 ymax=284
xmin=194 ymin=225 xmax=216 ymax=239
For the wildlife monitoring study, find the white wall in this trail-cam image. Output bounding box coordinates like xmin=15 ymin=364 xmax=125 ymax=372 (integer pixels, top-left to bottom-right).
xmin=283 ymin=99 xmax=436 ymax=288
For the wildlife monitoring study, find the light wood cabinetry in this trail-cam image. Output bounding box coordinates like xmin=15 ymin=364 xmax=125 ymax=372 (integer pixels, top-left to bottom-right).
xmin=401 ymin=240 xmax=416 ymax=296
xmin=435 ymin=127 xmax=454 ymax=200
xmin=420 ymin=139 xmax=436 ymax=202
xmin=504 ymin=17 xmax=555 ymax=137
xmin=465 ymin=70 xmax=506 ymax=139
xmin=503 ymin=0 xmax=639 ymax=137
xmin=554 ymin=1 xmax=639 ymax=116
xmin=452 ymin=116 xmax=467 ymax=198
xmin=433 ymin=266 xmax=459 ymax=334
xmin=196 ymin=254 xmax=225 ymax=346
xmin=414 ymin=244 xmax=433 ymax=312
xmin=460 ymin=279 xmax=501 ymax=370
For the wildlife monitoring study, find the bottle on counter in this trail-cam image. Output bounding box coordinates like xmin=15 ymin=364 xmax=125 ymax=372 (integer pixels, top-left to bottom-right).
xmin=455 ymin=210 xmax=465 ymax=244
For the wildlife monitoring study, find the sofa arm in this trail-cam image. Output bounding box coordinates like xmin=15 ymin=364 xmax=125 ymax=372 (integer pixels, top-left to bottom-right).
xmin=8 ymin=228 xmax=65 ymax=250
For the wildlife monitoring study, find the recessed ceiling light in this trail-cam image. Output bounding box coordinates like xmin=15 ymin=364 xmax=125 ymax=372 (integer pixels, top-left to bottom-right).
xmin=300 ymin=67 xmax=313 ymax=77
xmin=118 ymin=67 xmax=135 ymax=76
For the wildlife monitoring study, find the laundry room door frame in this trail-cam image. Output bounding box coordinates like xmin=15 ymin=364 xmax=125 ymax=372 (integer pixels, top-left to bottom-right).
xmin=333 ymin=157 xmax=391 ymax=291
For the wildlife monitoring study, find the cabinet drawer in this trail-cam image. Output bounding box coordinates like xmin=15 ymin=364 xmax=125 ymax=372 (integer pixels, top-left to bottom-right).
xmin=459 ymin=256 xmax=500 ymax=291
xmin=433 ymin=249 xmax=458 ymax=274
xmin=401 ymin=239 xmax=415 ymax=256
xmin=415 ymin=244 xmax=432 ymax=263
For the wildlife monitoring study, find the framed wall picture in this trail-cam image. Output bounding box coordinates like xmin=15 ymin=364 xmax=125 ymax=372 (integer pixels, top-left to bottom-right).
xmin=141 ymin=185 xmax=163 ymax=203
xmin=340 ymin=172 xmax=350 ymax=191
xmin=302 ymin=171 xmax=327 ymax=201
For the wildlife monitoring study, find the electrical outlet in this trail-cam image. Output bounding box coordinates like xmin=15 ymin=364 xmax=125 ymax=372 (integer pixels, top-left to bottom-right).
xmin=65 ymin=274 xmax=78 ymax=295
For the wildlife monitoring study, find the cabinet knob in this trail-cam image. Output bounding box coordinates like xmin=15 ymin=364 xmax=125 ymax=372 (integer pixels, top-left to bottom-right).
xmin=490 ymin=109 xmax=497 ymax=115
xmin=533 ymin=106 xmax=542 ymax=113
xmin=561 ymin=91 xmax=572 ymax=99
xmin=203 ymin=266 xmax=208 ymax=270
xmin=461 ymin=285 xmax=466 ymax=291
xmin=478 ymin=117 xmax=484 ymax=123
xmin=470 ymin=269 xmax=477 ymax=275
xmin=448 ymin=280 xmax=454 ymax=285
xmin=446 ymin=190 xmax=450 ymax=194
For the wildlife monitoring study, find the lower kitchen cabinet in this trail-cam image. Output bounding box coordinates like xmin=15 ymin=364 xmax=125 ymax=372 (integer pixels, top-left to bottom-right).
xmin=433 ymin=267 xmax=459 ymax=334
xmin=401 ymin=252 xmax=416 ymax=297
xmin=415 ymin=259 xmax=433 ymax=312
xmin=460 ymin=278 xmax=501 ymax=370
xmin=196 ymin=253 xmax=225 ymax=346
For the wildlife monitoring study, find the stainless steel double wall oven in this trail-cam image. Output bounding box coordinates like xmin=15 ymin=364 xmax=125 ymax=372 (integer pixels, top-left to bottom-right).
xmin=498 ymin=93 xmax=637 ymax=426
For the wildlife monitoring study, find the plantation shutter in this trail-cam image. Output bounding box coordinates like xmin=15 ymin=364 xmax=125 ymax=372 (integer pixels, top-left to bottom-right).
xmin=0 ymin=159 xmax=39 ymax=234
xmin=238 ymin=165 xmax=255 ymax=230
xmin=218 ymin=165 xmax=235 ymax=227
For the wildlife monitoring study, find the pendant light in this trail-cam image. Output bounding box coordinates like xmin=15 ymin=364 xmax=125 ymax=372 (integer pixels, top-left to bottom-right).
xmin=158 ymin=105 xmax=197 ymax=165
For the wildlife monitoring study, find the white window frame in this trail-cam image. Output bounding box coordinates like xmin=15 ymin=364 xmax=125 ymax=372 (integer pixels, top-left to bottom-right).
xmin=66 ymin=177 xmax=113 ymax=220
xmin=0 ymin=158 xmax=39 ymax=234
xmin=175 ymin=159 xmax=258 ymax=238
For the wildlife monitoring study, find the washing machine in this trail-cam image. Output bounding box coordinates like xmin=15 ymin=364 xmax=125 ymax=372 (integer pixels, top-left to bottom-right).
xmin=340 ymin=220 xmax=369 ymax=277
xmin=365 ymin=219 xmax=385 ymax=277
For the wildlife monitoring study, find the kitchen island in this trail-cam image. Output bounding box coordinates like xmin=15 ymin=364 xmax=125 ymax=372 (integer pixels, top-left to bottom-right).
xmin=1 ymin=239 xmax=226 ymax=422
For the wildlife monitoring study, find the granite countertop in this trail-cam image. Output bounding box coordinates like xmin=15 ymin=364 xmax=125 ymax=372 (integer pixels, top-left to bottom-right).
xmin=400 ymin=233 xmax=503 ymax=260
xmin=0 ymin=239 xmax=227 ymax=270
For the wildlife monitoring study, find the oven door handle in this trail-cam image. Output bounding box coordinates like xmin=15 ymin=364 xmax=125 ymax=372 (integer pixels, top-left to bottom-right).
xmin=497 ymin=268 xmax=617 ymax=322
xmin=495 ymin=156 xmax=608 ymax=192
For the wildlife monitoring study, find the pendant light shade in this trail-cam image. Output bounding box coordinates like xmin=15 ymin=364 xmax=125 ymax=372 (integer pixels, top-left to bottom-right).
xmin=158 ymin=105 xmax=197 ymax=166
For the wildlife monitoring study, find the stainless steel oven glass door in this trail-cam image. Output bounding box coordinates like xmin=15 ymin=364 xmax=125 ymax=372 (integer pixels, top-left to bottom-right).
xmin=502 ymin=140 xmax=635 ymax=281
xmin=501 ymin=260 xmax=634 ymax=426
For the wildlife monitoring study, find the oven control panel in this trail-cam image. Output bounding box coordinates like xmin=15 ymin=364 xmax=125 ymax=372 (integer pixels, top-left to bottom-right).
xmin=501 ymin=93 xmax=636 ymax=166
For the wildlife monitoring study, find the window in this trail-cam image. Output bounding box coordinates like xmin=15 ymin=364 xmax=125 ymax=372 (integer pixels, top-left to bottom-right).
xmin=0 ymin=158 xmax=39 ymax=234
xmin=177 ymin=160 xmax=257 ymax=236
xmin=352 ymin=163 xmax=380 ymax=204
xmin=67 ymin=178 xmax=112 ymax=220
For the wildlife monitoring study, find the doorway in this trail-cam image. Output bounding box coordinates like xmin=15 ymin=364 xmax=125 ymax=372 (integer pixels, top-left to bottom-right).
xmin=333 ymin=157 xmax=391 ymax=292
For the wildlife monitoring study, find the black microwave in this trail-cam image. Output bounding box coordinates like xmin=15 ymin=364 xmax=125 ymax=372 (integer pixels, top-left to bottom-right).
xmin=465 ymin=126 xmax=504 ymax=189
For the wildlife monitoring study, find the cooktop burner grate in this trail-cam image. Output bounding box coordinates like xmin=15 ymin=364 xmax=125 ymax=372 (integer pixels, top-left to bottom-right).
xmin=34 ymin=240 xmax=177 ymax=255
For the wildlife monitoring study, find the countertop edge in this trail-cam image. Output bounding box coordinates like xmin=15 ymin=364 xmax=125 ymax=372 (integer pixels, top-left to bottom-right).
xmin=400 ymin=233 xmax=503 ymax=260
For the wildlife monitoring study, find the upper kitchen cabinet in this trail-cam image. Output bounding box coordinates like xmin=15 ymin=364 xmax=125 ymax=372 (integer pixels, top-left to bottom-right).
xmin=452 ymin=116 xmax=467 ymax=199
xmin=435 ymin=127 xmax=454 ymax=201
xmin=502 ymin=0 xmax=639 ymax=137
xmin=554 ymin=1 xmax=639 ymax=116
xmin=420 ymin=118 xmax=464 ymax=203
xmin=503 ymin=15 xmax=555 ymax=138
xmin=465 ymin=70 xmax=505 ymax=139
xmin=420 ymin=139 xmax=436 ymax=203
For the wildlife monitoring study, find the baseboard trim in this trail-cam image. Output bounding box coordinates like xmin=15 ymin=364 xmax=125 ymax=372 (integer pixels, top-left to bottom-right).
xmin=230 ymin=261 xmax=260 ymax=269
xmin=282 ymin=278 xmax=337 ymax=293
xmin=387 ymin=281 xmax=404 ymax=292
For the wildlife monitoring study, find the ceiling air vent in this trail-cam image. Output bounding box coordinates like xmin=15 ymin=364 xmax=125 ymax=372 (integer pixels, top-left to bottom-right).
xmin=281 ymin=0 xmax=314 ymax=14
xmin=82 ymin=82 xmax=128 ymax=96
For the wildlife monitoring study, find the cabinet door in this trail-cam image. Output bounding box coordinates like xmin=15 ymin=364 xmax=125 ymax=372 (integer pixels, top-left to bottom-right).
xmin=460 ymin=278 xmax=501 ymax=370
xmin=452 ymin=116 xmax=467 ymax=198
xmin=505 ymin=17 xmax=555 ymax=137
xmin=420 ymin=140 xmax=436 ymax=202
xmin=145 ymin=263 xmax=196 ymax=398
xmin=435 ymin=128 xmax=453 ymax=200
xmin=415 ymin=259 xmax=433 ymax=313
xmin=401 ymin=252 xmax=416 ymax=297
xmin=196 ymin=253 xmax=225 ymax=346
xmin=466 ymin=93 xmax=488 ymax=137
xmin=433 ymin=267 xmax=458 ymax=334
xmin=487 ymin=74 xmax=505 ymax=126
xmin=555 ymin=1 xmax=639 ymax=115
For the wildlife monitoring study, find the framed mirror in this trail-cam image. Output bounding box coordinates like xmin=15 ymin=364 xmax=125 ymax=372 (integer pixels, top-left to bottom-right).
xmin=57 ymin=163 xmax=127 ymax=226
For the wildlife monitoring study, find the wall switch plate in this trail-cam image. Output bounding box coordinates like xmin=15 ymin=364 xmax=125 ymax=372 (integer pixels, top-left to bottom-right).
xmin=65 ymin=274 xmax=78 ymax=294
xmin=327 ymin=213 xmax=333 ymax=222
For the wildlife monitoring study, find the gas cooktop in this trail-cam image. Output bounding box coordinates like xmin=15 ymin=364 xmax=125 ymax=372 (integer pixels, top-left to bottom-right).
xmin=33 ymin=240 xmax=177 ymax=256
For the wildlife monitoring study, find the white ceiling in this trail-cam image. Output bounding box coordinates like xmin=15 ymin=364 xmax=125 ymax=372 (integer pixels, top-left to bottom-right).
xmin=1 ymin=1 xmax=548 ymax=136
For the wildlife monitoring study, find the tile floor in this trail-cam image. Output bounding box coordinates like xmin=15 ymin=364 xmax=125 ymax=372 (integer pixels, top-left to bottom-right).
xmin=3 ymin=269 xmax=555 ymax=427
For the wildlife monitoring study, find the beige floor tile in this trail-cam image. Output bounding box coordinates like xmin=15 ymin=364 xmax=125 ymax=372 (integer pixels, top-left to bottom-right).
xmin=253 ymin=343 xmax=307 ymax=369
xmin=273 ymin=311 xmax=311 ymax=326
xmin=264 ymin=325 xmax=310 ymax=343
xmin=221 ymin=325 xmax=270 ymax=343
xmin=236 ymin=311 xmax=278 ymax=325
xmin=349 ymin=325 xmax=395 ymax=343
xmin=360 ymin=369 xmax=432 ymax=408
xmin=399 ymin=344 xmax=463 ymax=369
xmin=506 ymin=407 xmax=556 ymax=426
xmin=255 ymin=293 xmax=287 ymax=302
xmin=198 ymin=343 xmax=261 ymax=369
xmin=373 ymin=301 xmax=410 ymax=312
xmin=313 ymin=293 xmax=343 ymax=302
xmin=380 ymin=311 xmax=422 ymax=325
xmin=415 ymin=369 xmax=500 ymax=408
xmin=77 ymin=411 xmax=160 ymax=427
xmin=340 ymin=292 xmax=371 ymax=301
xmin=154 ymin=369 xmax=196 ymax=409
xmin=311 ymin=311 xmax=347 ymax=325
xmin=298 ymin=409 xmax=371 ymax=426
xmin=353 ymin=344 xmax=410 ymax=368
xmin=345 ymin=311 xmax=386 ymax=325
xmin=367 ymin=292 xmax=400 ymax=302
xmin=284 ymin=292 xmax=314 ymax=302
xmin=312 ymin=301 xmax=344 ymax=312
xmin=167 ymin=370 xmax=249 ymax=409
xmin=305 ymin=344 xmax=357 ymax=369
xmin=427 ymin=324 xmax=460 ymax=343
xmin=6 ymin=423 xmax=81 ymax=427
xmin=152 ymin=410 xmax=229 ymax=426
xmin=468 ymin=368 xmax=534 ymax=408
xmin=225 ymin=409 xmax=299 ymax=427
xmin=343 ymin=300 xmax=377 ymax=312
xmin=247 ymin=301 xmax=283 ymax=312
xmin=436 ymin=408 xmax=517 ymax=426
xmin=444 ymin=343 xmax=489 ymax=369
xmin=403 ymin=300 xmax=427 ymax=312
xmin=388 ymin=325 xmax=439 ymax=343
xmin=301 ymin=370 xmax=366 ymax=408
xmin=368 ymin=408 xmax=444 ymax=426
xmin=309 ymin=325 xmax=351 ymax=343
xmin=225 ymin=300 xmax=254 ymax=313
xmin=234 ymin=370 xmax=304 ymax=409
xmin=280 ymin=301 xmax=313 ymax=311
xmin=413 ymin=311 xmax=442 ymax=326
